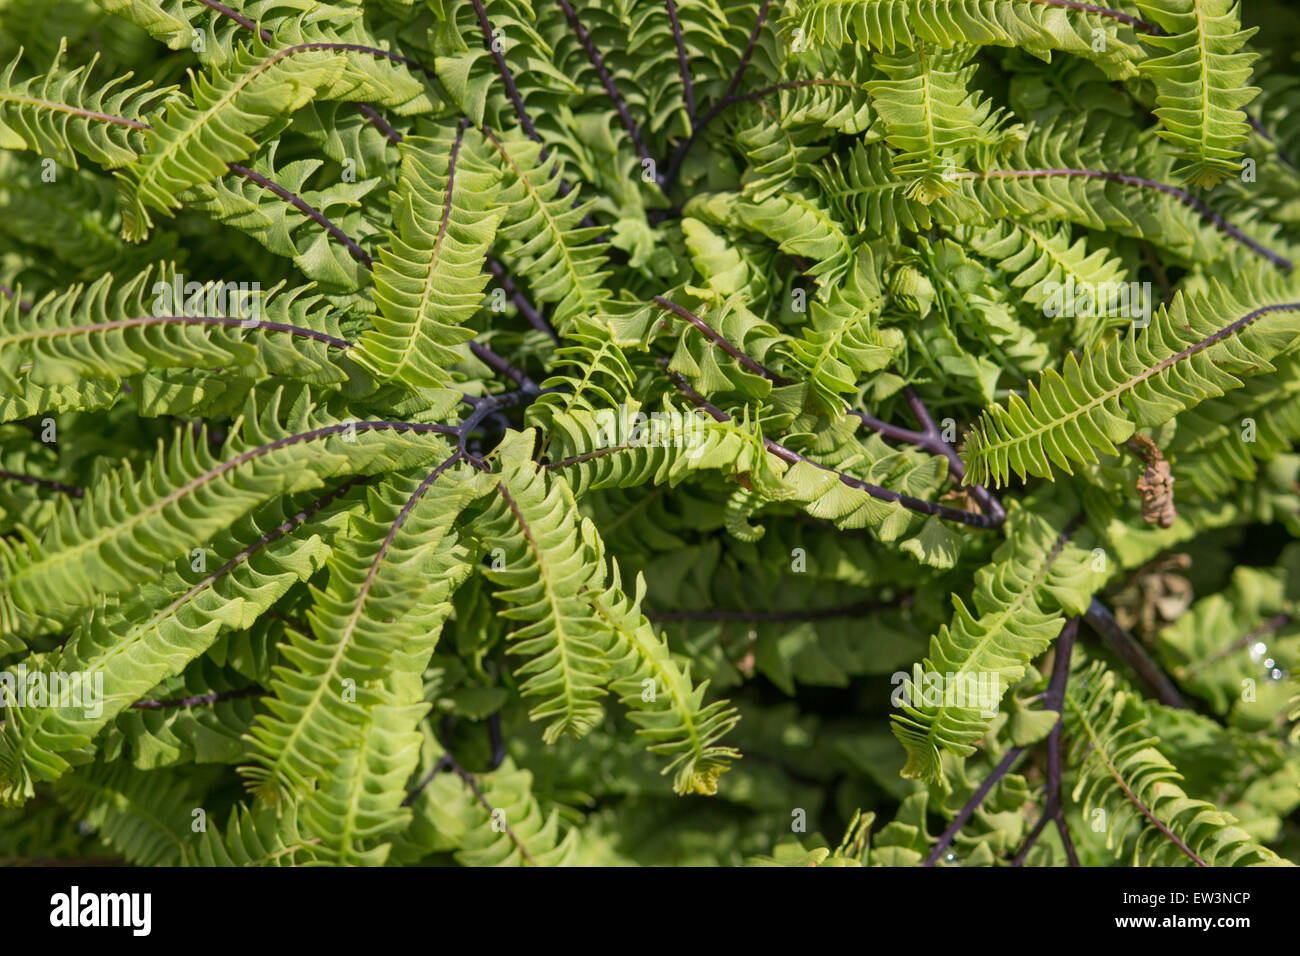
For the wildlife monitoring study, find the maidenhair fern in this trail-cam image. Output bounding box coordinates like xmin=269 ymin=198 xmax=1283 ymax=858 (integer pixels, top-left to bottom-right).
xmin=0 ymin=0 xmax=1298 ymax=871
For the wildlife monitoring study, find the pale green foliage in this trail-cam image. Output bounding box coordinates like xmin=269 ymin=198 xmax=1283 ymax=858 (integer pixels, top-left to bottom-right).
xmin=353 ymin=127 xmax=502 ymax=387
xmin=1136 ymin=0 xmax=1259 ymax=188
xmin=964 ymin=269 xmax=1300 ymax=487
xmin=891 ymin=496 xmax=1105 ymax=781
xmin=1065 ymin=660 xmax=1287 ymax=866
xmin=866 ymin=43 xmax=1010 ymax=202
xmin=0 ymin=0 xmax=1298 ymax=870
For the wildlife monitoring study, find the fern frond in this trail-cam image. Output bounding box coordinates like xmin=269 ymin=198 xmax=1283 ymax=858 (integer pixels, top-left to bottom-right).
xmin=0 ymin=387 xmax=454 ymax=636
xmin=0 ymin=267 xmax=348 ymax=393
xmin=179 ymin=145 xmax=384 ymax=292
xmin=720 ymin=187 xmax=857 ymax=286
xmin=866 ymin=43 xmax=1008 ymax=202
xmin=0 ymin=480 xmax=357 ymax=804
xmin=351 ymin=123 xmax=502 ymax=387
xmin=0 ymin=153 xmax=177 ymax=278
xmin=964 ymin=116 xmax=1286 ymax=265
xmin=590 ymin=560 xmax=741 ymax=794
xmin=101 ymin=661 xmax=262 ymax=770
xmin=0 ymin=375 xmax=120 ymax=424
xmin=1136 ymin=0 xmax=1259 ymax=188
xmin=298 ymin=701 xmax=424 ymax=864
xmin=116 ymin=39 xmax=348 ymax=240
xmin=0 ymin=39 xmax=167 ymax=168
xmin=1065 ymin=660 xmax=1289 ymax=866
xmin=790 ymin=0 xmax=1147 ymax=79
xmin=116 ymin=23 xmax=431 ymax=241
xmin=544 ymin=400 xmax=782 ymax=497
xmin=400 ymin=755 xmax=579 ymax=866
xmin=787 ymin=247 xmax=901 ymax=413
xmin=53 ymin=762 xmax=196 ymax=865
xmin=963 ymin=270 xmax=1300 ymax=487
xmin=485 ymin=126 xmax=611 ymax=333
xmin=807 ymin=141 xmax=973 ymax=235
xmin=1154 ymin=558 xmax=1298 ymax=716
xmin=890 ymin=499 xmax=1103 ymax=782
xmin=961 ymin=219 xmax=1130 ymax=347
xmin=242 ymin=460 xmax=483 ymax=804
xmin=188 ymin=800 xmax=329 ymax=865
xmin=1169 ymin=351 xmax=1300 ymax=498
xmin=475 ymin=434 xmax=621 ymax=743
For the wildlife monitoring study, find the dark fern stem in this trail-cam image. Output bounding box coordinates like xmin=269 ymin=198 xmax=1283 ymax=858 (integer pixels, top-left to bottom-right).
xmin=654 ymin=298 xmax=1006 ymax=527
xmin=130 ymin=685 xmax=265 ymax=709
xmin=662 ymin=0 xmax=772 ymax=187
xmin=470 ymin=0 xmax=537 ymax=141
xmin=470 ymin=0 xmax=602 ymax=228
xmin=1035 ymin=0 xmax=1166 ymax=34
xmin=403 ymin=734 xmax=536 ymax=864
xmin=486 ymin=257 xmax=557 ymax=342
xmin=646 ymin=596 xmax=909 ymax=623
xmin=653 ymin=296 xmax=789 ymax=382
xmin=1014 ymin=616 xmax=1082 ymax=866
xmin=664 ymin=0 xmax=695 ymax=120
xmin=555 ymin=0 xmax=664 ymax=191
xmin=1084 ymin=599 xmax=1190 ymax=710
xmin=1247 ymin=111 xmax=1295 ymax=169
xmin=0 ymin=469 xmax=83 ymax=497
xmin=663 ymin=366 xmax=999 ymax=530
xmin=226 ymin=162 xmax=376 ymax=267
xmin=925 ymin=519 xmax=1089 ymax=867
xmin=925 ymin=745 xmax=1026 ymax=866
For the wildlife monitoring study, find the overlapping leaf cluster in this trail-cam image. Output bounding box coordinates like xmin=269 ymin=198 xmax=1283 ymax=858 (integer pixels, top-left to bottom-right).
xmin=0 ymin=0 xmax=1298 ymax=868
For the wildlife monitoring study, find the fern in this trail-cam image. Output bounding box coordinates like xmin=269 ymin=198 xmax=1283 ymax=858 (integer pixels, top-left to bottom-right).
xmin=0 ymin=0 xmax=1297 ymax=873
xmin=1136 ymin=0 xmax=1260 ymax=188
xmin=351 ymin=125 xmax=501 ymax=387
xmin=1064 ymin=660 xmax=1287 ymax=865
xmin=0 ymin=40 xmax=167 ymax=169
xmin=474 ymin=434 xmax=625 ymax=743
xmin=890 ymin=497 xmax=1104 ymax=781
xmin=964 ymin=269 xmax=1300 ymax=487
xmin=866 ymin=43 xmax=1010 ymax=202
xmin=241 ymin=461 xmax=480 ymax=806
xmin=791 ymin=0 xmax=1148 ymax=78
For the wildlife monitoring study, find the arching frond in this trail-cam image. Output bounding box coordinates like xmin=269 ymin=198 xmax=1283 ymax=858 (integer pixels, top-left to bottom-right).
xmin=963 ymin=271 xmax=1300 ymax=487
xmin=1136 ymin=0 xmax=1259 ymax=188
xmin=351 ymin=124 xmax=502 ymax=387
xmin=891 ymin=498 xmax=1104 ymax=782
xmin=1065 ymin=660 xmax=1290 ymax=866
xmin=0 ymin=482 xmax=358 ymax=804
xmin=0 ymin=40 xmax=167 ymax=168
xmin=789 ymin=0 xmax=1146 ymax=79
xmin=474 ymin=433 xmax=620 ymax=742
xmin=242 ymin=462 xmax=485 ymax=805
xmin=0 ymin=387 xmax=453 ymax=637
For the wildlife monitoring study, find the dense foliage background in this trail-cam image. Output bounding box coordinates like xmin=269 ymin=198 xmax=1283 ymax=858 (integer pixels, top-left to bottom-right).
xmin=0 ymin=0 xmax=1299 ymax=866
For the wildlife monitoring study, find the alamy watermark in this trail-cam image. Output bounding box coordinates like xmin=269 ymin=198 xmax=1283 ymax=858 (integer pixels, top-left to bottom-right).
xmin=1042 ymin=277 xmax=1152 ymax=328
xmin=151 ymin=272 xmax=263 ymax=326
xmin=50 ymin=886 xmax=151 ymax=936
xmin=0 ymin=664 xmax=103 ymax=718
xmin=891 ymin=669 xmax=1002 ymax=718
xmin=592 ymin=405 xmax=713 ymax=459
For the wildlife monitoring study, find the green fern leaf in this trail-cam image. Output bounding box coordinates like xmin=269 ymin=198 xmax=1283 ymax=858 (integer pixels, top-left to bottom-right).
xmin=351 ymin=124 xmax=502 ymax=387
xmin=964 ymin=271 xmax=1300 ymax=487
